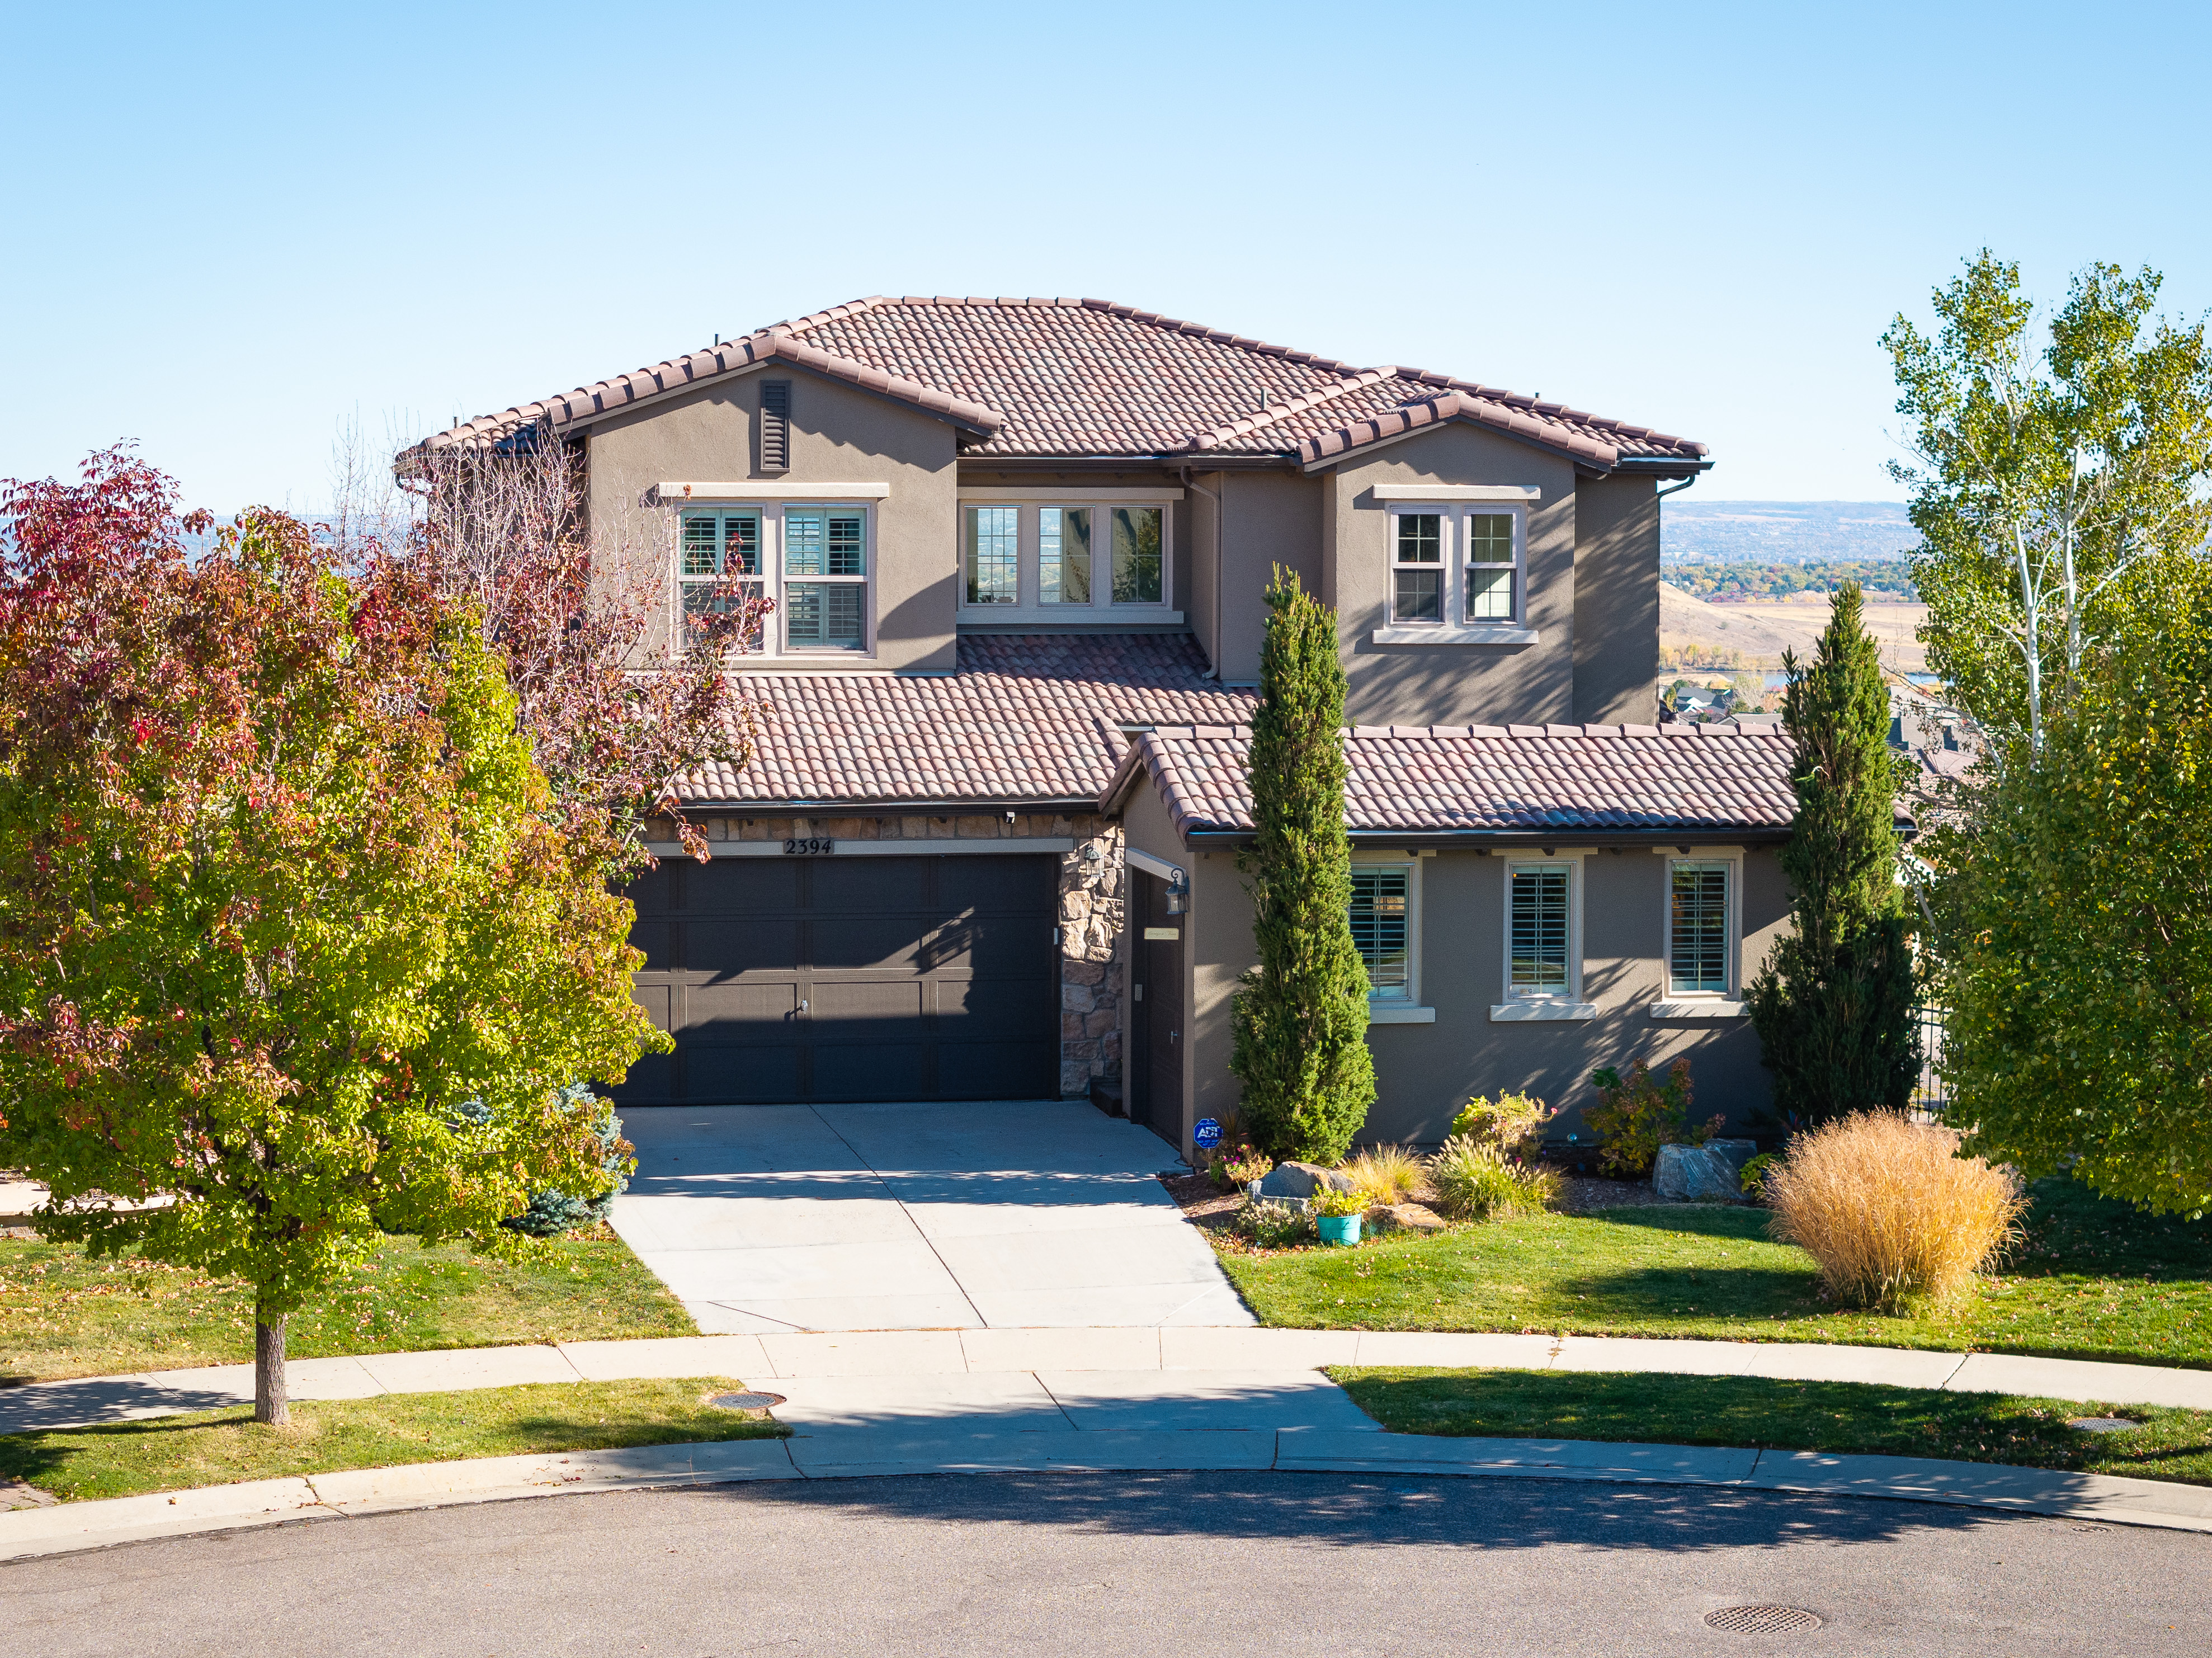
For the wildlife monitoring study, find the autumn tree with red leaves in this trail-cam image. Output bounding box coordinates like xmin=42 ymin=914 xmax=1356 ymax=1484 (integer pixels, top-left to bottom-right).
xmin=0 ymin=449 xmax=667 ymax=1423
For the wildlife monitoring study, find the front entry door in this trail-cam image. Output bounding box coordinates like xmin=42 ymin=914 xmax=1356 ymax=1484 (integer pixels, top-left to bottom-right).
xmin=1129 ymin=869 xmax=1185 ymax=1141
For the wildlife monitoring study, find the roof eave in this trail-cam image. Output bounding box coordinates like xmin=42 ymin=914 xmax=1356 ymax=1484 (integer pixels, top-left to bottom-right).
xmin=1180 ymin=826 xmax=1795 ymax=848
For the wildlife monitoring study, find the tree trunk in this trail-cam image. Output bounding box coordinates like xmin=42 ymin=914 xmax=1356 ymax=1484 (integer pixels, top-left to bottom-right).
xmin=254 ymin=1303 xmax=289 ymax=1426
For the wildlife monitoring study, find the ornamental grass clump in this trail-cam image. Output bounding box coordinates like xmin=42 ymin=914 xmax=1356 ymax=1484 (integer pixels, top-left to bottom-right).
xmin=1343 ymin=1143 xmax=1424 ymax=1206
xmin=1764 ymin=1111 xmax=2025 ymax=1314
xmin=1427 ymin=1136 xmax=1558 ymax=1222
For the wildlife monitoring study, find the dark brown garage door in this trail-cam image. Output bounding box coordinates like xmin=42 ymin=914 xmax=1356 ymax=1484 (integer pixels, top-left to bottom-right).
xmin=615 ymin=853 xmax=1060 ymax=1104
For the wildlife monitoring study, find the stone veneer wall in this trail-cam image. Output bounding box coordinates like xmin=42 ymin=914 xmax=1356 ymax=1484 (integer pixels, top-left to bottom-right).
xmin=677 ymin=811 xmax=1124 ymax=1099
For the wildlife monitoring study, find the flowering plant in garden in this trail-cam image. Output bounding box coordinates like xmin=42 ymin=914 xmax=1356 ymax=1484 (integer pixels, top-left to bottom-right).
xmin=0 ymin=448 xmax=669 ymax=1423
xmin=1583 ymin=1059 xmax=1721 ymax=1178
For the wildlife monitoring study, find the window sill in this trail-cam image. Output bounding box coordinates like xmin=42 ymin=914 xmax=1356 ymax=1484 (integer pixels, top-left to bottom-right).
xmin=1371 ymin=625 xmax=1539 ymax=646
xmin=1366 ymin=1004 xmax=1437 ymax=1025
xmin=960 ymin=606 xmax=1183 ymax=625
xmin=1489 ymin=1001 xmax=1597 ymax=1022
xmin=1648 ymin=1000 xmax=1747 ymax=1019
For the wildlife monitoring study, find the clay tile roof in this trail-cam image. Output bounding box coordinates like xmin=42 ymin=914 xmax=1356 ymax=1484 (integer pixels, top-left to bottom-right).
xmin=1111 ymin=722 xmax=1796 ymax=838
xmin=412 ymin=297 xmax=1707 ymax=470
xmin=679 ymin=634 xmax=1256 ymax=807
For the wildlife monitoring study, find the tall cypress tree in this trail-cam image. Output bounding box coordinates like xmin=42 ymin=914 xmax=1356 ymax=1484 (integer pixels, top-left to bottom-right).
xmin=1229 ymin=569 xmax=1376 ymax=1162
xmin=1747 ymin=582 xmax=1919 ymax=1120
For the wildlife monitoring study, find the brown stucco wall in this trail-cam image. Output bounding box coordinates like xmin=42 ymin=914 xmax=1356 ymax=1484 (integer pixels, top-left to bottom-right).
xmin=1207 ymin=469 xmax=1324 ymax=684
xmin=1317 ymin=425 xmax=1581 ymax=727
xmin=1572 ymin=473 xmax=1663 ymax=724
xmin=585 ymin=365 xmax=961 ymax=673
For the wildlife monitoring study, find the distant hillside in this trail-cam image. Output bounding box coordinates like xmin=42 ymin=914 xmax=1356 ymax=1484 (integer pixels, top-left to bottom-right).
xmin=1663 ymin=500 xmax=1913 ymax=564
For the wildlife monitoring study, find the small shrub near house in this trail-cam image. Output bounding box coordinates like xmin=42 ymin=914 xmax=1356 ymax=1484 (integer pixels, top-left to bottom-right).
xmin=1229 ymin=1197 xmax=1316 ymax=1250
xmin=1343 ymin=1143 xmax=1424 ymax=1206
xmin=1447 ymin=1091 xmax=1557 ymax=1158
xmin=1426 ymin=1137 xmax=1558 ymax=1222
xmin=1583 ymin=1059 xmax=1723 ymax=1178
xmin=1200 ymin=1131 xmax=1273 ymax=1193
xmin=1765 ymin=1112 xmax=2025 ymax=1314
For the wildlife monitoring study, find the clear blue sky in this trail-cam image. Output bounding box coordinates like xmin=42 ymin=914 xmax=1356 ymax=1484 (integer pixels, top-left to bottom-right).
xmin=6 ymin=1 xmax=2208 ymax=513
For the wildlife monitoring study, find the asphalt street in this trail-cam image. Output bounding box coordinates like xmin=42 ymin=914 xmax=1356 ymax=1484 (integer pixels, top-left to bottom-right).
xmin=6 ymin=1471 xmax=2206 ymax=1656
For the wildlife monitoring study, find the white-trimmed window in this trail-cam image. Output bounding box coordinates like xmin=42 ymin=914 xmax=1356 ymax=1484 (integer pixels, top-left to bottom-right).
xmin=1464 ymin=510 xmax=1522 ymax=622
xmin=1386 ymin=505 xmax=1527 ymax=627
xmin=1349 ymin=863 xmax=1414 ymax=1002
xmin=1666 ymin=859 xmax=1736 ymax=996
xmin=964 ymin=505 xmax=1020 ymax=606
xmin=679 ymin=502 xmax=871 ymax=656
xmin=955 ymin=498 xmax=1176 ymax=618
xmin=1507 ymin=863 xmax=1574 ymax=997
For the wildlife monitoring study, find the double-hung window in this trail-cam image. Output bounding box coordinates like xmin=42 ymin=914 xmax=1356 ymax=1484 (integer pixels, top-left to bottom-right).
xmin=1386 ymin=505 xmax=1528 ymax=628
xmin=1667 ymin=860 xmax=1734 ymax=996
xmin=680 ymin=510 xmax=762 ymax=626
xmin=1392 ymin=512 xmax=1444 ymax=623
xmin=957 ymin=498 xmax=1174 ymax=618
xmin=782 ymin=506 xmax=868 ymax=649
xmin=1508 ymin=865 xmax=1573 ymax=996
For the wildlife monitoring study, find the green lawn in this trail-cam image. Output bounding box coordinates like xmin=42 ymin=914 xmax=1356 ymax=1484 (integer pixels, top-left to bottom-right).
xmin=0 ymin=1377 xmax=784 ymax=1505
xmin=1216 ymin=1179 xmax=2212 ymax=1368
xmin=0 ymin=1227 xmax=696 ymax=1383
xmin=1332 ymin=1366 xmax=2212 ymax=1487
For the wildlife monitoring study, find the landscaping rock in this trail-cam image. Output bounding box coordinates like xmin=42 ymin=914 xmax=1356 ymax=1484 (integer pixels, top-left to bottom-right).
xmin=1653 ymin=1143 xmax=1743 ymax=1203
xmin=1705 ymin=1138 xmax=1760 ymax=1176
xmin=1254 ymin=1161 xmax=1357 ymax=1201
xmin=1365 ymin=1202 xmax=1449 ymax=1236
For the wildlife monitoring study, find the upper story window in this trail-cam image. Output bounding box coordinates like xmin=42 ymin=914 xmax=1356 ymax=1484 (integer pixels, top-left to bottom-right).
xmin=958 ymin=498 xmax=1176 ymax=619
xmin=680 ymin=503 xmax=870 ymax=655
xmin=1386 ymin=505 xmax=1527 ymax=627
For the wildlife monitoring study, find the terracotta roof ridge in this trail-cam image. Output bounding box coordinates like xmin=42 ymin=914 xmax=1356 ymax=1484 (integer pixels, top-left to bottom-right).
xmin=415 ymin=321 xmax=1002 ymax=454
xmin=1390 ymin=367 xmax=1706 ymax=460
xmin=1296 ymin=387 xmax=1622 ymax=472
xmin=1172 ymin=368 xmax=1398 ymax=453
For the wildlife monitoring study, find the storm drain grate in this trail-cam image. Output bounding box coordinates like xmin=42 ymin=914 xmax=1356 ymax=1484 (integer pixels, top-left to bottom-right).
xmin=708 ymin=1391 xmax=786 ymax=1414
xmin=1705 ymin=1605 xmax=1822 ymax=1635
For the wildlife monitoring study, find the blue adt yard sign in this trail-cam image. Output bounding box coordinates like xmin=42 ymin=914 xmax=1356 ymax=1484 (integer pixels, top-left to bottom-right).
xmin=1194 ymin=1118 xmax=1221 ymax=1149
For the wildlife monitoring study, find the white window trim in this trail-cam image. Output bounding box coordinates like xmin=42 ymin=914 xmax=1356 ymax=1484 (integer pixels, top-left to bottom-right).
xmin=1378 ymin=503 xmax=1535 ymax=645
xmin=1654 ymin=847 xmax=1747 ymax=1018
xmin=957 ymin=500 xmax=1180 ymax=624
xmin=1352 ymin=853 xmax=1432 ymax=1021
xmin=1492 ymin=850 xmax=1596 ymax=1021
xmin=677 ymin=501 xmax=875 ymax=659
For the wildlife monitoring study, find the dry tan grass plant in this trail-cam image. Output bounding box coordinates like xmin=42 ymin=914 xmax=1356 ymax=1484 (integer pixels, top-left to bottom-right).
xmin=1344 ymin=1143 xmax=1425 ymax=1206
xmin=1765 ymin=1112 xmax=2025 ymax=1315
xmin=1425 ymin=1137 xmax=1559 ymax=1222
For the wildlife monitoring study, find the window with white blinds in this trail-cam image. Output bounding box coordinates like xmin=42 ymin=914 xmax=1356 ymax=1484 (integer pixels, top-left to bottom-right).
xmin=1668 ymin=861 xmax=1733 ymax=995
xmin=1508 ymin=864 xmax=1573 ymax=996
xmin=1348 ymin=865 xmax=1411 ymax=999
xmin=677 ymin=503 xmax=870 ymax=654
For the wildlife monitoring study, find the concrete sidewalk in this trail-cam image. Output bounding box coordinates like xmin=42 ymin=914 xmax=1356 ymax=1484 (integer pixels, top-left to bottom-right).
xmin=7 ymin=1420 xmax=2211 ymax=1563
xmin=11 ymin=1325 xmax=2212 ymax=1436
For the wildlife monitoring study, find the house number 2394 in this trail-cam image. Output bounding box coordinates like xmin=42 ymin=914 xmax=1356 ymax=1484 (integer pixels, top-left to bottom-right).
xmin=782 ymin=837 xmax=836 ymax=855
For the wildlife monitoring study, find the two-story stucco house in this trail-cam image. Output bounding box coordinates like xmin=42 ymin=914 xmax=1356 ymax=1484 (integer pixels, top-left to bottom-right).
xmin=415 ymin=295 xmax=1795 ymax=1157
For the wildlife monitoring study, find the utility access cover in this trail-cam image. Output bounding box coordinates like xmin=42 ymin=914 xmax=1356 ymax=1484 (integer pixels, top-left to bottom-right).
xmin=1705 ymin=1605 xmax=1823 ymax=1635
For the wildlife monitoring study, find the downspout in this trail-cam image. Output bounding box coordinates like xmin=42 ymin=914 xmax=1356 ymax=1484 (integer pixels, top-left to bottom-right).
xmin=1181 ymin=467 xmax=1225 ymax=678
xmin=1656 ymin=473 xmax=1700 ymax=502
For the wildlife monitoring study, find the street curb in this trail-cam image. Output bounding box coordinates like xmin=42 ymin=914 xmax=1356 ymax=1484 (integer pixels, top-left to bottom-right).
xmin=6 ymin=1428 xmax=2209 ymax=1563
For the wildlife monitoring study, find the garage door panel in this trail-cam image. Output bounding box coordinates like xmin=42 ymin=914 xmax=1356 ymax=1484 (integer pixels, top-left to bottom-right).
xmin=687 ymin=859 xmax=803 ymax=913
xmin=625 ymin=866 xmax=676 ymax=919
xmin=940 ymin=857 xmax=1055 ymax=913
xmin=810 ymin=913 xmax=932 ymax=972
xmin=811 ymin=1042 xmax=927 ymax=1101
xmin=685 ymin=981 xmax=800 ymax=1033
xmin=630 ymin=919 xmax=675 ymax=971
xmin=685 ymin=919 xmax=803 ymax=976
xmin=935 ymin=1040 xmax=1057 ymax=1099
xmin=681 ymin=1044 xmax=804 ymax=1104
xmin=808 ymin=979 xmax=924 ymax=1039
xmin=937 ymin=978 xmax=1054 ymax=1040
xmin=809 ymin=858 xmax=930 ymax=912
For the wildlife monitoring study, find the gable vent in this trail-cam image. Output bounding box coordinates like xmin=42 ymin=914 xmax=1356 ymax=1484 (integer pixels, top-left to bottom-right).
xmin=759 ymin=380 xmax=791 ymax=474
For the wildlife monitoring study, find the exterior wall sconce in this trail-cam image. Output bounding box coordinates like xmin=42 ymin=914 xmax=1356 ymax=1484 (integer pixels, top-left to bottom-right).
xmin=1166 ymin=869 xmax=1190 ymax=915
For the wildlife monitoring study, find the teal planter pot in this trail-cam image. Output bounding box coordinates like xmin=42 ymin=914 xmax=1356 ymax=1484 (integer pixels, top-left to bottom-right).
xmin=1317 ymin=1214 xmax=1362 ymax=1247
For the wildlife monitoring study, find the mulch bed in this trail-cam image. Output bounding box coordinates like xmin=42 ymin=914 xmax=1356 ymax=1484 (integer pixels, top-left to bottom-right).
xmin=1158 ymin=1172 xmax=1242 ymax=1232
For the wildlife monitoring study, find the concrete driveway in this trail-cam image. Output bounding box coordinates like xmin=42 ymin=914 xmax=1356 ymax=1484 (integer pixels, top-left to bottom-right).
xmin=607 ymin=1100 xmax=1253 ymax=1334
